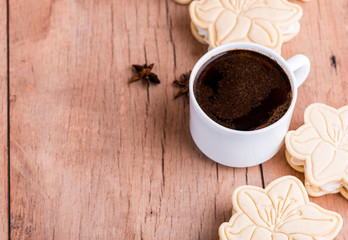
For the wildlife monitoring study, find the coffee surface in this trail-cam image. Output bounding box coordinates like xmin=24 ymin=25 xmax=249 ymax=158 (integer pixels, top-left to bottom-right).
xmin=194 ymin=50 xmax=292 ymax=131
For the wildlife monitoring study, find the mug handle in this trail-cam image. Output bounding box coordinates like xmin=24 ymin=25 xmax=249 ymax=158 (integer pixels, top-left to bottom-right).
xmin=286 ymin=55 xmax=310 ymax=88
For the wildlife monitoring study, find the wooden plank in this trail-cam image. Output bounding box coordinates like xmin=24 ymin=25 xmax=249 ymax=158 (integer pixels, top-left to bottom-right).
xmin=9 ymin=0 xmax=262 ymax=239
xmin=13 ymin=0 xmax=348 ymax=239
xmin=262 ymin=1 xmax=348 ymax=239
xmin=0 ymin=0 xmax=8 ymax=239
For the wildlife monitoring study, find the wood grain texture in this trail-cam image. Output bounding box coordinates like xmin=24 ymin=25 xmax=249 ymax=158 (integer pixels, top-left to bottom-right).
xmin=9 ymin=0 xmax=260 ymax=239
xmin=0 ymin=0 xmax=8 ymax=239
xmin=262 ymin=1 xmax=348 ymax=239
xmin=7 ymin=0 xmax=348 ymax=239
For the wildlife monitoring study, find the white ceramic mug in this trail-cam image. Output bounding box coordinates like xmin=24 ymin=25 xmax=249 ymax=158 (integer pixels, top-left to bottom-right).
xmin=189 ymin=42 xmax=310 ymax=167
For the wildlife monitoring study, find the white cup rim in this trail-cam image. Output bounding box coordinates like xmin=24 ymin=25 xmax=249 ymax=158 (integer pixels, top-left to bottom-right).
xmin=189 ymin=42 xmax=298 ymax=135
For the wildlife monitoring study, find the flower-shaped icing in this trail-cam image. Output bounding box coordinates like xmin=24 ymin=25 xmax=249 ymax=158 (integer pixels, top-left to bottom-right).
xmin=189 ymin=0 xmax=303 ymax=52
xmin=286 ymin=103 xmax=348 ymax=189
xmin=219 ymin=176 xmax=342 ymax=240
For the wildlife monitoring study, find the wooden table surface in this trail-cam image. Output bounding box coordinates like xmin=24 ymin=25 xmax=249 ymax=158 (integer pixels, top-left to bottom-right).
xmin=0 ymin=0 xmax=347 ymax=239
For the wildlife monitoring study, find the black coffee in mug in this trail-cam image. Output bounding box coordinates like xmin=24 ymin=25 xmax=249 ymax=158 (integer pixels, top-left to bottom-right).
xmin=194 ymin=50 xmax=292 ymax=131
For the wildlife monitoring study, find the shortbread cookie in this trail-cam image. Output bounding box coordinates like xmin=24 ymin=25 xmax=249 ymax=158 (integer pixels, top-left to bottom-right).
xmin=173 ymin=0 xmax=192 ymax=4
xmin=189 ymin=0 xmax=303 ymax=53
xmin=305 ymin=181 xmax=344 ymax=197
xmin=219 ymin=176 xmax=343 ymax=240
xmin=285 ymin=149 xmax=304 ymax=172
xmin=341 ymin=186 xmax=348 ymax=199
xmin=283 ymin=21 xmax=300 ymax=42
xmin=285 ymin=103 xmax=348 ymax=199
xmin=190 ymin=21 xmax=208 ymax=45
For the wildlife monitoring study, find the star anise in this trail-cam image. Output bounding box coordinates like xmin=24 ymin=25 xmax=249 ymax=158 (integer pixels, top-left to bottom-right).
xmin=129 ymin=63 xmax=160 ymax=85
xmin=173 ymin=71 xmax=191 ymax=99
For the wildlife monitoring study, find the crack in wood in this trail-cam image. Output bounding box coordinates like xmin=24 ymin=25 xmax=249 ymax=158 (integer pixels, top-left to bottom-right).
xmin=331 ymin=55 xmax=337 ymax=71
xmin=154 ymin=29 xmax=160 ymax=67
xmin=215 ymin=162 xmax=219 ymax=181
xmin=169 ymin=17 xmax=177 ymax=72
xmin=143 ymin=45 xmax=150 ymax=103
xmin=161 ymin=107 xmax=167 ymax=189
xmin=6 ymin=0 xmax=10 ymax=238
xmin=161 ymin=141 xmax=166 ymax=188
xmin=259 ymin=164 xmax=265 ymax=188
xmin=140 ymin=223 xmax=144 ymax=240
xmin=143 ymin=45 xmax=148 ymax=64
xmin=214 ymin=195 xmax=217 ymax=220
xmin=146 ymin=83 xmax=150 ymax=104
xmin=165 ymin=0 xmax=169 ymax=24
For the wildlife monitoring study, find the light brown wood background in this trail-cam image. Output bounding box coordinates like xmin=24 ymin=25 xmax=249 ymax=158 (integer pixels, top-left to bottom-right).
xmin=0 ymin=0 xmax=8 ymax=239
xmin=0 ymin=0 xmax=346 ymax=239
